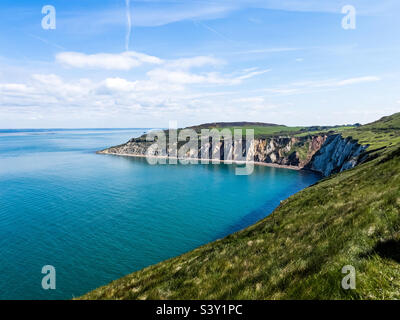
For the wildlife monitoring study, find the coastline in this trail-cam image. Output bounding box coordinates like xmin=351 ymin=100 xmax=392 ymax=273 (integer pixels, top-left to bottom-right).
xmin=96 ymin=150 xmax=302 ymax=171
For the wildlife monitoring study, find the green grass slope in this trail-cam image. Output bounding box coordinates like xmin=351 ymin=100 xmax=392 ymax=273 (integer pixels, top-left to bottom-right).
xmin=341 ymin=112 xmax=400 ymax=151
xmin=187 ymin=123 xmax=357 ymax=140
xmin=81 ymin=113 xmax=400 ymax=300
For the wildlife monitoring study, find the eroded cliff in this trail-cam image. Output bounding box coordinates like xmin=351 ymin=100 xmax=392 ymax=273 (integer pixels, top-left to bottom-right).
xmin=305 ymin=134 xmax=368 ymax=176
xmin=99 ymin=132 xmax=368 ymax=177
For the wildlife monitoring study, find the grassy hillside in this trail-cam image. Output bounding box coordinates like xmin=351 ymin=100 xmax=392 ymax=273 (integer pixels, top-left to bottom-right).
xmin=218 ymin=125 xmax=305 ymax=138
xmin=341 ymin=113 xmax=400 ymax=151
xmin=81 ymin=113 xmax=400 ymax=300
xmin=297 ymin=113 xmax=400 ymax=152
xmin=134 ymin=119 xmax=363 ymax=141
xmin=188 ymin=123 xmax=357 ymax=139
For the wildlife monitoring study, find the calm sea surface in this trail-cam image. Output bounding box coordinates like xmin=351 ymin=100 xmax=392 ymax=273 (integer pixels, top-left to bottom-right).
xmin=0 ymin=129 xmax=320 ymax=299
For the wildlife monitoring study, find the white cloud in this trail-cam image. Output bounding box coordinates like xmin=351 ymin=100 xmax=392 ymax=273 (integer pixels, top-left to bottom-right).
xmin=302 ymin=76 xmax=381 ymax=88
xmin=335 ymin=76 xmax=381 ymax=86
xmin=147 ymin=69 xmax=209 ymax=84
xmin=0 ymin=65 xmax=274 ymax=127
xmin=55 ymin=50 xmax=267 ymax=86
xmin=102 ymin=77 xmax=136 ymax=92
xmin=260 ymin=76 xmax=382 ymax=98
xmin=0 ymin=46 xmax=274 ymax=127
xmin=0 ymin=83 xmax=33 ymax=94
xmin=56 ymin=51 xmax=163 ymax=70
xmin=291 ymin=76 xmax=381 ymax=89
xmin=232 ymin=96 xmax=278 ymax=111
xmin=264 ymin=88 xmax=302 ymax=96
xmin=100 ymin=77 xmax=184 ymax=93
xmin=56 ymin=51 xmax=223 ymax=72
xmin=0 ymin=70 xmax=383 ymax=124
xmin=165 ymin=56 xmax=223 ymax=69
xmin=236 ymin=69 xmax=270 ymax=81
xmin=32 ymin=74 xmax=64 ymax=86
xmin=147 ymin=67 xmax=270 ymax=85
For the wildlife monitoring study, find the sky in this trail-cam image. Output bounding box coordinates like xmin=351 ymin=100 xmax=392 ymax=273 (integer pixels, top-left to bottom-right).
xmin=0 ymin=0 xmax=399 ymax=128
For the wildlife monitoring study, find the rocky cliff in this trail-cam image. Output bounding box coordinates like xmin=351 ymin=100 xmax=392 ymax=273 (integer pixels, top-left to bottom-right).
xmin=305 ymin=134 xmax=368 ymax=176
xmin=99 ymin=133 xmax=368 ymax=177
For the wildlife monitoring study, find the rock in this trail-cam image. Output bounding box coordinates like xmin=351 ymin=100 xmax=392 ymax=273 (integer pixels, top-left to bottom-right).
xmin=306 ymin=135 xmax=368 ymax=176
xmin=99 ymin=133 xmax=367 ymax=177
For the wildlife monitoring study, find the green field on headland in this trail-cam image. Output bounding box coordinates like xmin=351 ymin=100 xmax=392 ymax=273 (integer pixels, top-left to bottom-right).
xmin=81 ymin=113 xmax=400 ymax=300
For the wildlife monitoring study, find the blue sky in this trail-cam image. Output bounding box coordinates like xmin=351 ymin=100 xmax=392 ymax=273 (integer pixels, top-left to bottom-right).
xmin=0 ymin=0 xmax=399 ymax=128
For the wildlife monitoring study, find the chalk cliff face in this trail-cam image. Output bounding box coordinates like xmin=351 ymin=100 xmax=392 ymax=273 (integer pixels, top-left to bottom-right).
xmin=250 ymin=135 xmax=327 ymax=167
xmin=99 ymin=134 xmax=367 ymax=177
xmin=305 ymin=134 xmax=368 ymax=176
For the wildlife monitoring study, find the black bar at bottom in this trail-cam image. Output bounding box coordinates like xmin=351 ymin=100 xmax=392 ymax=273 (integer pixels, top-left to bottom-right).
xmin=1 ymin=300 xmax=398 ymax=318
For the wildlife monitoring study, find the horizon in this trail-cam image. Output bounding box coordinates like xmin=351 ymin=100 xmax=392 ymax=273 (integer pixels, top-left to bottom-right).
xmin=1 ymin=0 xmax=399 ymax=128
xmin=0 ymin=110 xmax=395 ymax=130
xmin=0 ymin=113 xmax=384 ymax=130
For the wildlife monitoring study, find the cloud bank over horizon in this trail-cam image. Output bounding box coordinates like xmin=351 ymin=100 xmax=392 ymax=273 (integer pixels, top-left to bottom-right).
xmin=0 ymin=48 xmax=392 ymax=128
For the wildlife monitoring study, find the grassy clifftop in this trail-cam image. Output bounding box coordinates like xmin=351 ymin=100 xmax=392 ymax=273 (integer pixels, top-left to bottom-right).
xmin=341 ymin=113 xmax=400 ymax=151
xmin=134 ymin=120 xmax=359 ymax=141
xmin=81 ymin=113 xmax=400 ymax=300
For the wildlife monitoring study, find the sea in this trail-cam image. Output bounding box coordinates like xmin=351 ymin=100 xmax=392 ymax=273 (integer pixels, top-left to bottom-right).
xmin=0 ymin=128 xmax=321 ymax=299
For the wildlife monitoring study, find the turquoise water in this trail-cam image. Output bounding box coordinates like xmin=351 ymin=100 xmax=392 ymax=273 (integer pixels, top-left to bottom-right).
xmin=0 ymin=129 xmax=320 ymax=299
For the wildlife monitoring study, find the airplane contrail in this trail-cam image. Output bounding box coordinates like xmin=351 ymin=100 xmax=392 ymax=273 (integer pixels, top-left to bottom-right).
xmin=125 ymin=0 xmax=132 ymax=51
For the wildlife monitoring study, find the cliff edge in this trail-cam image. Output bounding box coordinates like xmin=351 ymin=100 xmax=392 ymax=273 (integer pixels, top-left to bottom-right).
xmin=99 ymin=125 xmax=369 ymax=177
